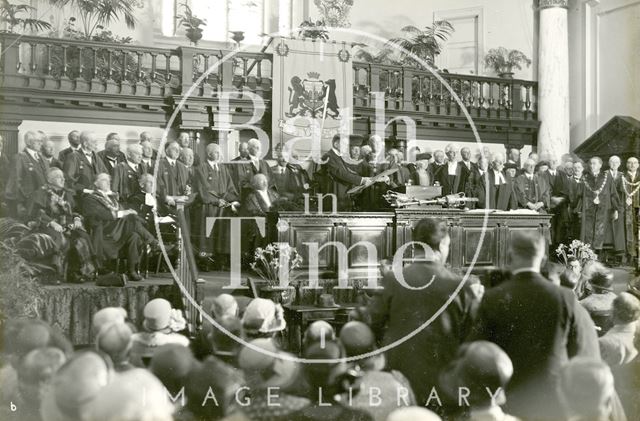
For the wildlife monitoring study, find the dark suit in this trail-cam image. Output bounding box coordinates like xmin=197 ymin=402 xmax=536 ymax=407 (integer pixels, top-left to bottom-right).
xmin=270 ymin=164 xmax=310 ymax=203
xmin=319 ymin=149 xmax=363 ymax=211
xmin=487 ymin=170 xmax=518 ymax=210
xmin=44 ymin=157 xmax=62 ymax=170
xmin=156 ymin=158 xmax=190 ymax=200
xmin=542 ymin=169 xmax=573 ymax=245
xmin=96 ymin=150 xmax=126 ymax=177
xmin=63 ymin=150 xmax=108 ymax=196
xmin=437 ymin=161 xmax=466 ymax=195
xmin=514 ymin=173 xmax=550 ymax=210
xmin=367 ymin=261 xmax=479 ymax=405
xmin=470 ymin=271 xmax=600 ymax=419
xmin=58 ymin=146 xmax=80 ymax=164
xmin=242 ymin=189 xmax=280 ymax=250
xmin=6 ymin=150 xmax=49 ymax=210
xmin=464 ymin=167 xmax=488 ymax=208
xmin=111 ymin=162 xmax=146 ymax=202
xmin=231 ymin=158 xmax=273 ymax=200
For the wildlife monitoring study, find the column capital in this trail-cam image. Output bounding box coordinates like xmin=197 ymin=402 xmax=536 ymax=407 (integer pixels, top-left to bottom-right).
xmin=538 ymin=0 xmax=568 ymax=10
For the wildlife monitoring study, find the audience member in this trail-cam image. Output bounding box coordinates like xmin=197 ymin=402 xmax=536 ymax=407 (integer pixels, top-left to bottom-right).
xmin=241 ymin=298 xmax=286 ymax=342
xmin=95 ymin=321 xmax=134 ymax=372
xmin=579 ymin=267 xmax=617 ymax=334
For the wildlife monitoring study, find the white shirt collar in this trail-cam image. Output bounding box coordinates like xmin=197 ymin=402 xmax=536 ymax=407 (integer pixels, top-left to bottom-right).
xmin=207 ymin=160 xmax=219 ymax=170
xmin=127 ymin=160 xmax=138 ymax=171
xmin=525 ymin=172 xmax=534 ymax=180
xmin=26 ymin=148 xmax=39 ymax=160
xmin=331 ymin=147 xmax=342 ymax=157
xmin=511 ymin=267 xmax=540 ymax=276
xmin=166 ymin=157 xmax=176 ymax=165
xmin=549 ymin=169 xmax=556 ymax=176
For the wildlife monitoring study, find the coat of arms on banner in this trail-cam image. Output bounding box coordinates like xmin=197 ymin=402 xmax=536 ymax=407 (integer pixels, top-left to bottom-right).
xmin=286 ymin=72 xmax=340 ymax=119
xmin=272 ymin=38 xmax=353 ymax=155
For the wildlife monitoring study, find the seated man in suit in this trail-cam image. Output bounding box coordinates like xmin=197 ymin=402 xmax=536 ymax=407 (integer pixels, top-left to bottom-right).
xmin=5 ymin=131 xmax=49 ymax=217
xmin=111 ymin=144 xmax=147 ymax=204
xmin=28 ymin=168 xmax=95 ymax=282
xmin=82 ymin=173 xmax=157 ymax=281
xmin=270 ymin=143 xmax=310 ymax=207
xmin=487 ymin=153 xmax=518 ymax=210
xmin=97 ymin=132 xmax=126 ymax=176
xmin=514 ymin=158 xmax=550 ymax=212
xmin=63 ymin=131 xmax=108 ymax=200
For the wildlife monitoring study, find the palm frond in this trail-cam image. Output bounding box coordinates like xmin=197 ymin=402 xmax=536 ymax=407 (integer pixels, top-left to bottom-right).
xmin=0 ymin=217 xmax=30 ymax=240
xmin=16 ymin=233 xmax=56 ymax=258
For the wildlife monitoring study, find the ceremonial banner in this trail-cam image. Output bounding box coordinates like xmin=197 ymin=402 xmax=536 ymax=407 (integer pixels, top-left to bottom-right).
xmin=271 ymin=37 xmax=353 ymax=158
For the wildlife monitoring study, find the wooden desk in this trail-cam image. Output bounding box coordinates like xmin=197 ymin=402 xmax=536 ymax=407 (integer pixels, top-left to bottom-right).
xmin=276 ymin=209 xmax=551 ymax=276
xmin=283 ymin=304 xmax=356 ymax=355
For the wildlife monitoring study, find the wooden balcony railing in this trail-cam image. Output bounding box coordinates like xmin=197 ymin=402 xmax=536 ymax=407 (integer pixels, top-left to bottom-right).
xmin=0 ymin=33 xmax=536 ymax=123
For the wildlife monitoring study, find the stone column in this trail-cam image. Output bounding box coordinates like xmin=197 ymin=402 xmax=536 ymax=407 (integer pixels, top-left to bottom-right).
xmin=537 ymin=0 xmax=570 ymax=161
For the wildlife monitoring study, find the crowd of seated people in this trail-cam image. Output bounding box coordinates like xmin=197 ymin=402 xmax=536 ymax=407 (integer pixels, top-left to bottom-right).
xmin=1 ymin=218 xmax=638 ymax=421
xmin=1 ymin=129 xmax=638 ymax=281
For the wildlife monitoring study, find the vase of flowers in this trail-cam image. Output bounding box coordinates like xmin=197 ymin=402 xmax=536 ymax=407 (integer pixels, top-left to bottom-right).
xmin=250 ymin=243 xmax=303 ymax=305
xmin=556 ymin=240 xmax=598 ymax=271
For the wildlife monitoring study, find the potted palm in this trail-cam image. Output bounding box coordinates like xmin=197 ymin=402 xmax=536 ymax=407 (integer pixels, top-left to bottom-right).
xmin=176 ymin=2 xmax=207 ymax=46
xmin=484 ymin=47 xmax=532 ymax=78
xmin=0 ymin=0 xmax=52 ymax=33
xmin=386 ymin=20 xmax=454 ymax=68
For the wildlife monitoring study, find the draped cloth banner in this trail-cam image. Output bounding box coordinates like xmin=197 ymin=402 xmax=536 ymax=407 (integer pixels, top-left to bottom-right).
xmin=271 ymin=37 xmax=353 ymax=157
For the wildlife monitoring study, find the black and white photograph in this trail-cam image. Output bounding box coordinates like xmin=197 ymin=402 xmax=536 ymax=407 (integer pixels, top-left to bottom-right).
xmin=0 ymin=0 xmax=639 ymax=420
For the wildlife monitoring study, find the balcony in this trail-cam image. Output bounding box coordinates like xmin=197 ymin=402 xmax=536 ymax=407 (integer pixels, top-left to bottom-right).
xmin=0 ymin=33 xmax=538 ymax=151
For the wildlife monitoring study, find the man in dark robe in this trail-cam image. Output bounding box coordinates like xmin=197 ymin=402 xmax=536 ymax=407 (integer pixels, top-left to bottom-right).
xmin=465 ymin=156 xmax=490 ymax=209
xmin=270 ymin=144 xmax=311 ymax=208
xmin=623 ymin=157 xmax=640 ymax=268
xmin=242 ymin=173 xmax=280 ymax=252
xmin=437 ymin=143 xmax=466 ymax=195
xmin=58 ymin=130 xmax=81 ymax=164
xmin=487 ymin=154 xmax=518 ymax=210
xmin=82 ymin=173 xmax=157 ymax=281
xmin=5 ymin=131 xmax=49 ymax=218
xmin=514 ymin=158 xmax=550 ymax=212
xmin=194 ymin=143 xmax=240 ymax=269
xmin=578 ymin=157 xmax=621 ymax=256
xmin=96 ymin=132 xmax=126 ymax=176
xmin=603 ymin=156 xmax=626 ymax=264
xmin=28 ymin=168 xmax=95 ymax=282
xmin=428 ymin=149 xmax=446 ymax=182
xmin=156 ymin=141 xmax=191 ymax=215
xmin=232 ymin=138 xmax=273 ymax=200
xmin=63 ymin=131 xmax=108 ymax=200
xmin=139 ymin=131 xmax=158 ymax=161
xmin=140 ymin=139 xmax=156 ymax=173
xmin=541 ymin=155 xmax=573 ymax=248
xmin=111 ymin=144 xmax=146 ymax=204
xmin=568 ymin=160 xmax=585 ymax=241
xmin=177 ymin=131 xmax=201 ymax=167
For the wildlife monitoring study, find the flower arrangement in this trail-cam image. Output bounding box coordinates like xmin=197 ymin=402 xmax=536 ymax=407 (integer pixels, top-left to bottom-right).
xmin=556 ymin=240 xmax=598 ymax=268
xmin=250 ymin=243 xmax=303 ymax=288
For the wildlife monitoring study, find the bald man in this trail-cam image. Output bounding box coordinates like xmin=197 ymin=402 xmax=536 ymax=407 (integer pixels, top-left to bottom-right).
xmin=5 ymin=131 xmax=49 ymax=215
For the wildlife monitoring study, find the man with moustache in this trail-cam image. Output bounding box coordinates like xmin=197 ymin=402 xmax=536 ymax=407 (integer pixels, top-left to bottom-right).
xmin=514 ymin=158 xmax=549 ymax=212
xmin=487 ymin=153 xmax=518 ymax=210
xmin=96 ymin=133 xmax=126 ymax=176
xmin=437 ymin=143 xmax=466 ymax=196
xmin=603 ymin=156 xmax=626 ymax=265
xmin=270 ymin=144 xmax=311 ymax=205
xmin=429 ymin=149 xmax=446 ymax=182
xmin=177 ymin=131 xmax=200 ymax=167
xmin=465 ymin=155 xmax=490 ymax=209
xmin=6 ymin=131 xmax=49 ymax=217
xmin=156 ymin=141 xmax=190 ymax=215
xmin=139 ymin=131 xmax=158 ymax=160
xmin=40 ymin=137 xmax=62 ymax=170
xmin=63 ymin=131 xmax=108 ymax=199
xmin=234 ymin=138 xmax=273 ymax=200
xmin=623 ymin=157 xmax=640 ymax=268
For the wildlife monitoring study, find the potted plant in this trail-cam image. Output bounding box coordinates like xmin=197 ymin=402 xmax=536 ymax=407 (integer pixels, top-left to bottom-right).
xmin=250 ymin=243 xmax=303 ymax=304
xmin=298 ymin=18 xmax=329 ymax=40
xmin=0 ymin=0 xmax=52 ymax=33
xmin=484 ymin=47 xmax=532 ymax=78
xmin=48 ymin=0 xmax=140 ymax=38
xmin=386 ymin=20 xmax=454 ymax=68
xmin=176 ymin=2 xmax=207 ymax=46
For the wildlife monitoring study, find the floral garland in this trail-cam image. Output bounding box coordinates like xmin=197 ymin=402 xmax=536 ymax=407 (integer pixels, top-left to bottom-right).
xmin=622 ymin=176 xmax=640 ymax=206
xmin=583 ymin=172 xmax=608 ymax=204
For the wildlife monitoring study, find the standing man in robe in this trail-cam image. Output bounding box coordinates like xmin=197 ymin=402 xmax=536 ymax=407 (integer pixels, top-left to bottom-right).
xmin=139 ymin=131 xmax=158 ymax=160
xmin=194 ymin=143 xmax=240 ymax=270
xmin=487 ymin=153 xmax=518 ymax=210
xmin=568 ymin=160 xmax=585 ymax=242
xmin=58 ymin=130 xmax=81 ymax=164
xmin=514 ymin=158 xmax=550 ymax=212
xmin=5 ymin=131 xmax=49 ymax=218
xmin=319 ymin=134 xmax=371 ymax=211
xmin=465 ymin=156 xmax=490 ymax=209
xmin=157 ymin=141 xmax=190 ymax=215
xmin=429 ymin=149 xmax=446 ymax=182
xmin=177 ymin=132 xmax=200 ymax=167
xmin=111 ymin=144 xmax=146 ymax=204
xmin=140 ymin=140 xmax=155 ymax=173
xmin=542 ymin=154 xmax=573 ymax=248
xmin=96 ymin=133 xmax=126 ymax=177
xmin=578 ymin=157 xmax=620 ymax=258
xmin=603 ymin=156 xmax=626 ymax=265
xmin=437 ymin=143 xmax=465 ymax=195
xmin=623 ymin=157 xmax=640 ymax=268
xmin=63 ymin=131 xmax=108 ymax=200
